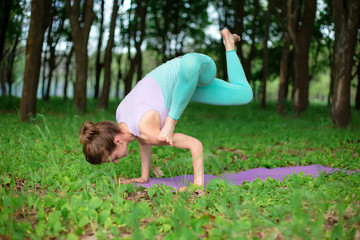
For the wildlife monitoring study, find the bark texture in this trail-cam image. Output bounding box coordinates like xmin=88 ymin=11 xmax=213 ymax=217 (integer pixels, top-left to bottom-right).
xmin=94 ymin=0 xmax=105 ymax=99
xmin=355 ymin=49 xmax=360 ymax=110
xmin=287 ymin=0 xmax=317 ymax=115
xmin=97 ymin=0 xmax=120 ymax=109
xmin=19 ymin=0 xmax=51 ymax=121
xmin=124 ymin=0 xmax=147 ymax=95
xmin=0 ymin=0 xmax=11 ymax=66
xmin=331 ymin=0 xmax=360 ymax=126
xmin=66 ymin=0 xmax=95 ymax=113
xmin=232 ymin=0 xmax=259 ymax=82
xmin=261 ymin=1 xmax=272 ymax=109
xmin=63 ymin=45 xmax=74 ymax=100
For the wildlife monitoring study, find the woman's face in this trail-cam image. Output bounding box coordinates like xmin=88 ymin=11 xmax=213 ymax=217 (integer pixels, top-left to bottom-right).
xmin=103 ymin=141 xmax=129 ymax=164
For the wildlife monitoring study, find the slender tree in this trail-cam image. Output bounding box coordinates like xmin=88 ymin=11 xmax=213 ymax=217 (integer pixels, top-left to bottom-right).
xmin=123 ymin=0 xmax=147 ymax=95
xmin=116 ymin=54 xmax=122 ymax=99
xmin=98 ymin=0 xmax=121 ymax=109
xmin=66 ymin=0 xmax=95 ymax=113
xmin=273 ymin=0 xmax=292 ymax=115
xmin=6 ymin=32 xmax=21 ymax=96
xmin=0 ymin=0 xmax=11 ymax=67
xmin=260 ymin=1 xmax=272 ymax=109
xmin=63 ymin=44 xmax=74 ymax=100
xmin=331 ymin=0 xmax=360 ymax=127
xmin=232 ymin=0 xmax=260 ymax=83
xmin=355 ymin=49 xmax=360 ymax=110
xmin=0 ymin=0 xmax=23 ymax=96
xmin=19 ymin=0 xmax=51 ymax=121
xmin=147 ymin=0 xmax=209 ymax=62
xmin=44 ymin=0 xmax=65 ymax=101
xmin=287 ymin=0 xmax=317 ymax=115
xmin=94 ymin=0 xmax=105 ymax=99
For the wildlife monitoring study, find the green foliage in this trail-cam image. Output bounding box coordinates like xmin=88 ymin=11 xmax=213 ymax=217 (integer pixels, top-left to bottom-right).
xmin=0 ymin=97 xmax=359 ymax=238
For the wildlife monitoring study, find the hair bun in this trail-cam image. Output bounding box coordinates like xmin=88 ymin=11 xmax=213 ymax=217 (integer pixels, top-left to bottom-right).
xmin=79 ymin=121 xmax=97 ymax=144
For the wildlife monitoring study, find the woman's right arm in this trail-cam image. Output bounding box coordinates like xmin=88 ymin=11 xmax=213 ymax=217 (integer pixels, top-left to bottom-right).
xmin=172 ymin=133 xmax=204 ymax=187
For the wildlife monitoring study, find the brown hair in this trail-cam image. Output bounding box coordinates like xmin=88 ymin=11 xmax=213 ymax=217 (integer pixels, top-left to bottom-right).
xmin=79 ymin=121 xmax=121 ymax=165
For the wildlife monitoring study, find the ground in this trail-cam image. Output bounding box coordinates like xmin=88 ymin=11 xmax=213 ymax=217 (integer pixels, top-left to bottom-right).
xmin=0 ymin=96 xmax=359 ymax=239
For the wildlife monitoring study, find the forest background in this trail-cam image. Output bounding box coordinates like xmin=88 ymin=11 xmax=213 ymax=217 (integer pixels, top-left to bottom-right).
xmin=0 ymin=0 xmax=359 ymax=127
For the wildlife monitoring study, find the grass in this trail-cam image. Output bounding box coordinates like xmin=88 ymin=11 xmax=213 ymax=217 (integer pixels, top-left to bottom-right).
xmin=1 ymin=96 xmax=360 ymax=239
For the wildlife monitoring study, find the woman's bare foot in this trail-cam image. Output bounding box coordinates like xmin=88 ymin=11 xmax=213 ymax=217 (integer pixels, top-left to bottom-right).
xmin=158 ymin=116 xmax=177 ymax=146
xmin=221 ymin=28 xmax=241 ymax=52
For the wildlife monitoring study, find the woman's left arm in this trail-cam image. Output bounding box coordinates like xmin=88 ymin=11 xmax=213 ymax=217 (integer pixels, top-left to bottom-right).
xmin=119 ymin=141 xmax=152 ymax=184
xmin=138 ymin=141 xmax=152 ymax=182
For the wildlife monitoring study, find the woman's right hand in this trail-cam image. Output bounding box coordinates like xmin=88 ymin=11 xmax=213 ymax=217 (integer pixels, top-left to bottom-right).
xmin=119 ymin=177 xmax=148 ymax=184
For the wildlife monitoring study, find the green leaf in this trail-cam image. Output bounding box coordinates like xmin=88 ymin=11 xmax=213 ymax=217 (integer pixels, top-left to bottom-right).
xmin=78 ymin=216 xmax=89 ymax=228
xmin=89 ymin=197 xmax=102 ymax=210
xmin=61 ymin=207 xmax=69 ymax=219
xmin=35 ymin=220 xmax=46 ymax=237
xmin=2 ymin=176 xmax=11 ymax=185
xmin=160 ymin=223 xmax=172 ymax=233
xmin=148 ymin=187 xmax=156 ymax=199
xmin=44 ymin=195 xmax=55 ymax=207
xmin=98 ymin=210 xmax=110 ymax=224
xmin=104 ymin=217 xmax=113 ymax=229
xmin=37 ymin=208 xmax=46 ymax=221
xmin=126 ymin=183 xmax=135 ymax=193
xmin=47 ymin=210 xmax=61 ymax=228
xmin=66 ymin=232 xmax=78 ymax=240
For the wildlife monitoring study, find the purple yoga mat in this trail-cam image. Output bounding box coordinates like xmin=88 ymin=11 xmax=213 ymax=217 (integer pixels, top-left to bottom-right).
xmin=137 ymin=165 xmax=351 ymax=189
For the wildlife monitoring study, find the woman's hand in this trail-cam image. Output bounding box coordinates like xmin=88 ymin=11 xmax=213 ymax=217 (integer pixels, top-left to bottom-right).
xmin=158 ymin=116 xmax=177 ymax=146
xmin=119 ymin=177 xmax=148 ymax=184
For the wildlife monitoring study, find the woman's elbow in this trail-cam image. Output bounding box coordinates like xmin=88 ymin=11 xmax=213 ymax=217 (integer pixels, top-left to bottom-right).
xmin=190 ymin=139 xmax=203 ymax=156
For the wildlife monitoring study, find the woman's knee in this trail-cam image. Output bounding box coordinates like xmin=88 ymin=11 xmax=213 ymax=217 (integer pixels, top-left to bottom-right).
xmin=180 ymin=53 xmax=216 ymax=87
xmin=180 ymin=54 xmax=202 ymax=80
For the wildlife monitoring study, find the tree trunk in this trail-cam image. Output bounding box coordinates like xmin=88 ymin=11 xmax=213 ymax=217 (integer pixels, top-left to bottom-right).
xmin=326 ymin=37 xmax=334 ymax=106
xmin=292 ymin=40 xmax=311 ymax=114
xmin=355 ymin=72 xmax=360 ymax=110
xmin=355 ymin=49 xmax=360 ymax=110
xmin=44 ymin=4 xmax=64 ymax=102
xmin=66 ymin=0 xmax=95 ymax=113
xmin=19 ymin=0 xmax=51 ymax=122
xmin=44 ymin=45 xmax=55 ymax=101
xmin=135 ymin=0 xmax=146 ymax=83
xmin=116 ymin=54 xmax=122 ymax=99
xmin=41 ymin=50 xmax=48 ymax=98
xmin=124 ymin=58 xmax=136 ymax=95
xmin=64 ymin=45 xmax=74 ymax=100
xmin=261 ymin=1 xmax=272 ymax=109
xmin=0 ymin=0 xmax=11 ymax=67
xmin=0 ymin=63 xmax=6 ymax=95
xmin=124 ymin=0 xmax=147 ymax=95
xmin=94 ymin=0 xmax=105 ymax=99
xmin=277 ymin=36 xmax=290 ymax=115
xmin=287 ymin=0 xmax=317 ymax=115
xmin=6 ymin=36 xmax=20 ymax=96
xmin=233 ymin=0 xmax=259 ymax=82
xmin=43 ymin=7 xmax=54 ymax=102
xmin=331 ymin=0 xmax=360 ymax=127
xmin=98 ymin=0 xmax=119 ymax=109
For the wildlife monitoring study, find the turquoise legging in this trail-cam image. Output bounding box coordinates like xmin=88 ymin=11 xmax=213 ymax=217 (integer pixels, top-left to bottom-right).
xmin=168 ymin=50 xmax=253 ymax=120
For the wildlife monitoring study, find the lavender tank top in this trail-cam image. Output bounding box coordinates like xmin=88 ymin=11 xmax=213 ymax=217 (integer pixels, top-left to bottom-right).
xmin=116 ymin=76 xmax=170 ymax=137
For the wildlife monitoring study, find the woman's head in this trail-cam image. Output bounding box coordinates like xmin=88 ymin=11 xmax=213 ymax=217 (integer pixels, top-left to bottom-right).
xmin=79 ymin=121 xmax=120 ymax=165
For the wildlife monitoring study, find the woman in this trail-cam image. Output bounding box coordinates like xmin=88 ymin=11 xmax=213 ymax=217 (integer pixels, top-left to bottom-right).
xmin=79 ymin=29 xmax=253 ymax=187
